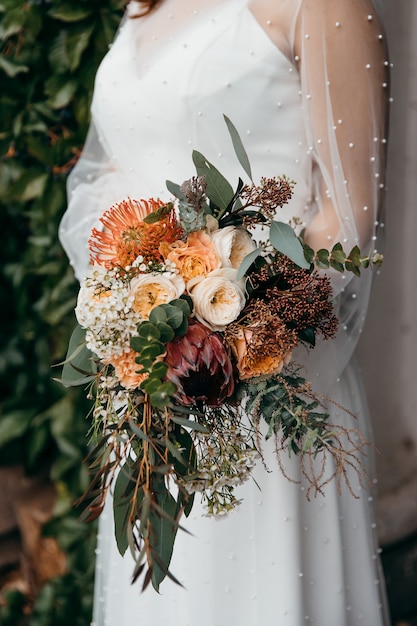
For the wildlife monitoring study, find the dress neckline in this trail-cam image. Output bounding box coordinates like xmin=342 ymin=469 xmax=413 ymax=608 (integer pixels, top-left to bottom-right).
xmin=125 ymin=0 xmax=292 ymax=81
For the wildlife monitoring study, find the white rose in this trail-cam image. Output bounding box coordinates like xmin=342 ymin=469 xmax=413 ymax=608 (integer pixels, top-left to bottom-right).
xmin=188 ymin=268 xmax=246 ymax=331
xmin=129 ymin=272 xmax=185 ymax=319
xmin=211 ymin=226 xmax=256 ymax=269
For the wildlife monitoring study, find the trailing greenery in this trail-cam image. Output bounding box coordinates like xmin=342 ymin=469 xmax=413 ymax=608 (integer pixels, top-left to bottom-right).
xmin=0 ymin=0 xmax=124 ymax=623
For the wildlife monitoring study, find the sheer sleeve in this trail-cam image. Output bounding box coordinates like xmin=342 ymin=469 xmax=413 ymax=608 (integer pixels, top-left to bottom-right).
xmin=59 ymin=123 xmax=122 ymax=281
xmin=293 ymin=0 xmax=388 ymax=256
xmin=59 ymin=17 xmax=131 ymax=282
xmin=288 ymin=0 xmax=389 ymax=389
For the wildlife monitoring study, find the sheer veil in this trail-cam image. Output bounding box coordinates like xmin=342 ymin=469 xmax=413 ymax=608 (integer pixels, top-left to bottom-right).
xmin=59 ymin=0 xmax=389 ymax=393
xmin=59 ymin=1 xmax=391 ymax=624
xmin=288 ymin=0 xmax=389 ymax=392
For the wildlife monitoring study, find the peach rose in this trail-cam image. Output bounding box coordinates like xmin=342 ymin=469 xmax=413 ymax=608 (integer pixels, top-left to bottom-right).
xmin=104 ymin=349 xmax=147 ymax=390
xmin=159 ymin=230 xmax=221 ymax=283
xmin=231 ymin=327 xmax=293 ymax=381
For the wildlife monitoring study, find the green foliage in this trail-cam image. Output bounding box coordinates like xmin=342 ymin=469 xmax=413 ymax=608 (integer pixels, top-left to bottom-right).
xmin=223 ymin=114 xmax=253 ymax=181
xmin=303 ymin=242 xmax=384 ymax=275
xmin=192 ymin=149 xmax=235 ymax=216
xmin=270 ymin=219 xmax=310 ymax=269
xmin=0 ymin=0 xmax=124 ymax=623
xmin=135 ymin=298 xmax=193 ymax=408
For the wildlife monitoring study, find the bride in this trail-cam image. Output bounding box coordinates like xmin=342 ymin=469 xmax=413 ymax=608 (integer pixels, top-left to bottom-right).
xmin=59 ymin=0 xmax=390 ymax=624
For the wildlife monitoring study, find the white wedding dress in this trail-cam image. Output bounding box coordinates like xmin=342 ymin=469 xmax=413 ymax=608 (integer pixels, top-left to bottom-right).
xmin=59 ymin=0 xmax=390 ymax=624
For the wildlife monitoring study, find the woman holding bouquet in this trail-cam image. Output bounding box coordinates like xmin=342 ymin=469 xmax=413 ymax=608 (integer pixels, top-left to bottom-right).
xmin=60 ymin=0 xmax=390 ymax=624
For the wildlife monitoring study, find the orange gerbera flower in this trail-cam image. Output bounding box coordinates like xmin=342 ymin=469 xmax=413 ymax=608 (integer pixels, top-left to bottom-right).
xmin=89 ymin=197 xmax=182 ymax=268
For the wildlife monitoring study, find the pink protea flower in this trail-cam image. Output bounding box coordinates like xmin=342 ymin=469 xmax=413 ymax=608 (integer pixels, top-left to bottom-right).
xmin=164 ymin=320 xmax=235 ymax=407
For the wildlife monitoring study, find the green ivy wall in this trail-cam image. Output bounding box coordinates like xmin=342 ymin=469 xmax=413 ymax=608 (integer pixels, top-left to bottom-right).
xmin=0 ymin=1 xmax=124 ymax=623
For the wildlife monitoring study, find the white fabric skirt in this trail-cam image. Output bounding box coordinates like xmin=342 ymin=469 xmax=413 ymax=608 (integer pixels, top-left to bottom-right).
xmin=91 ymin=360 xmax=389 ymax=626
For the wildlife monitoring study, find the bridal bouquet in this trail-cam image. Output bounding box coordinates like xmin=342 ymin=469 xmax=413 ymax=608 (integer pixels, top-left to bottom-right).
xmin=59 ymin=117 xmax=382 ymax=591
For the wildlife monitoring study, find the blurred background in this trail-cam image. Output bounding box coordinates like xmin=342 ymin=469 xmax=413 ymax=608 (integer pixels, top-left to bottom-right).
xmin=0 ymin=1 xmax=415 ymax=625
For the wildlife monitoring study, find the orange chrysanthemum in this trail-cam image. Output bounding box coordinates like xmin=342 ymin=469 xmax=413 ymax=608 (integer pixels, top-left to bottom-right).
xmin=89 ymin=197 xmax=182 ymax=268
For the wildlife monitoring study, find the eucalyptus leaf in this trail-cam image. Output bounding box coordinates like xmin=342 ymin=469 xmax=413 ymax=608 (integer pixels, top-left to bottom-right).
xmin=139 ymin=341 xmax=166 ymax=360
xmin=192 ymin=150 xmax=235 ymax=213
xmin=155 ymin=322 xmax=175 ymax=343
xmin=331 ymin=246 xmax=347 ymax=264
xmin=269 ymin=221 xmax=310 ymax=269
xmin=56 ymin=374 xmax=97 ymax=387
xmin=149 ymin=481 xmax=178 ymax=591
xmin=173 ymin=316 xmax=189 ymax=338
xmin=345 ymin=260 xmax=361 ymax=276
xmin=150 ymin=382 xmax=177 ymax=408
xmin=140 ymin=377 xmax=163 ymax=395
xmin=113 ymin=461 xmax=137 ymax=556
xmin=348 ymin=245 xmax=361 ymax=266
xmin=166 ymin=179 xmax=187 ymax=201
xmin=150 ymin=361 xmax=169 ymax=379
xmin=317 ymin=248 xmax=330 ymax=265
xmin=139 ymin=491 xmax=151 ymax=536
xmin=224 ymin=115 xmax=253 ymax=181
xmin=128 ymin=416 xmax=151 ymax=442
xmin=329 ymin=259 xmax=345 ymax=273
xmin=130 ymin=336 xmax=148 ymax=352
xmin=149 ymin=306 xmax=167 ymax=325
xmin=61 ymin=324 xmax=96 ymax=386
xmin=159 ymin=304 xmax=184 ymax=330
xmin=298 ymin=327 xmax=316 ymax=347
xmin=170 ymin=415 xmax=210 ymax=434
xmin=165 ymin=438 xmax=188 ymax=466
xmin=169 ymin=297 xmax=192 ymax=317
xmin=236 ymin=247 xmax=262 ymax=280
xmin=303 ymin=243 xmax=314 ymax=264
xmin=135 ymin=356 xmax=154 ymax=372
xmin=138 ymin=322 xmax=161 ymax=341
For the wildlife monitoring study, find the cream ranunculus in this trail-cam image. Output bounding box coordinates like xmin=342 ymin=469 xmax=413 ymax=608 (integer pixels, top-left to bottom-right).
xmin=188 ymin=268 xmax=246 ymax=331
xmin=211 ymin=226 xmax=256 ymax=269
xmin=129 ymin=273 xmax=185 ymax=319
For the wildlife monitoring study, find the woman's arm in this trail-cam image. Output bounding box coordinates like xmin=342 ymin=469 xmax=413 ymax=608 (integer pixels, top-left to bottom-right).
xmin=293 ymin=0 xmax=389 ymax=252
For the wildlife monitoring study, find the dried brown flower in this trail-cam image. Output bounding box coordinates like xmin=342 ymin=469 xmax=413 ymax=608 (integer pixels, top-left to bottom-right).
xmin=224 ymin=301 xmax=298 ymax=380
xmin=247 ymin=254 xmax=338 ymax=340
xmin=240 ymin=176 xmax=294 ymax=219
